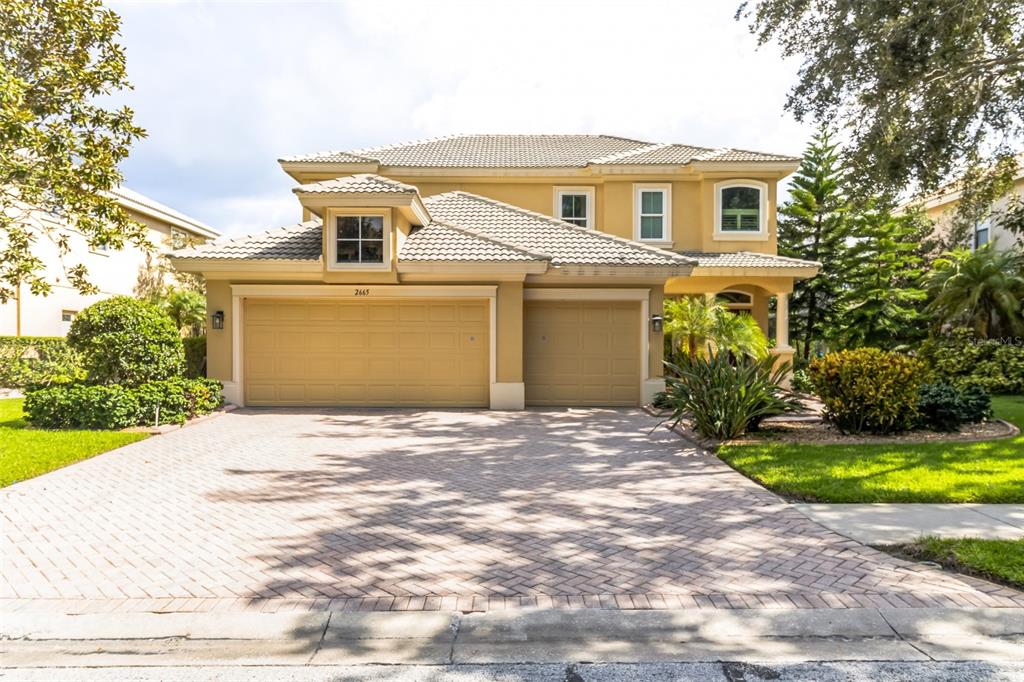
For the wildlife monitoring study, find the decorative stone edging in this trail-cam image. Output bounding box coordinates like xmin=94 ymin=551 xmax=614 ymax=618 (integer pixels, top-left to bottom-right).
xmin=644 ymin=405 xmax=1018 ymax=450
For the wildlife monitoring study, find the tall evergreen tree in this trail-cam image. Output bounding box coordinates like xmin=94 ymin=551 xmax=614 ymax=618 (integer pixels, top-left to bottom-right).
xmin=832 ymin=204 xmax=930 ymax=349
xmin=778 ymin=130 xmax=852 ymax=362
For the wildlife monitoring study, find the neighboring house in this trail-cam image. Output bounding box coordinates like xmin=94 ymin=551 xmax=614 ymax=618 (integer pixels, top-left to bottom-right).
xmin=914 ymin=157 xmax=1024 ymax=252
xmin=0 ymin=187 xmax=219 ymax=337
xmin=171 ymin=134 xmax=819 ymax=409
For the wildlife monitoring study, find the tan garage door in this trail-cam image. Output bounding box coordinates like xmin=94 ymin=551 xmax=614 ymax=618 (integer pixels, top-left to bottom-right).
xmin=244 ymin=298 xmax=489 ymax=406
xmin=524 ymin=300 xmax=641 ymax=406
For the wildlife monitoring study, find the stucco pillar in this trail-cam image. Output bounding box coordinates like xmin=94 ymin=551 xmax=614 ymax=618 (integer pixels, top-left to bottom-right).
xmin=491 ymin=280 xmax=525 ymax=409
xmin=205 ymin=280 xmax=241 ymax=405
xmin=775 ymin=292 xmax=791 ymax=349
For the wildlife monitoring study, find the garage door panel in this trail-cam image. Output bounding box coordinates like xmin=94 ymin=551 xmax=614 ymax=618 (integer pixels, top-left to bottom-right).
xmin=525 ymin=300 xmax=640 ymax=407
xmin=244 ymin=298 xmax=488 ymax=407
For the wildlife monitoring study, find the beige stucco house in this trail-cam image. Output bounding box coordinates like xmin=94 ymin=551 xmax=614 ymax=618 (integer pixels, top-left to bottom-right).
xmin=1 ymin=187 xmax=219 ymax=337
xmin=916 ymin=158 xmax=1024 ymax=252
xmin=171 ymin=134 xmax=819 ymax=409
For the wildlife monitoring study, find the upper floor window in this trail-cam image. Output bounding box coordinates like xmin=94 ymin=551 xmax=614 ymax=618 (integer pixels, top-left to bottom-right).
xmin=554 ymin=187 xmax=594 ymax=228
xmin=973 ymin=219 xmax=990 ymax=250
xmin=633 ymin=184 xmax=671 ymax=243
xmin=335 ymin=215 xmax=385 ymax=265
xmin=714 ymin=180 xmax=768 ymax=239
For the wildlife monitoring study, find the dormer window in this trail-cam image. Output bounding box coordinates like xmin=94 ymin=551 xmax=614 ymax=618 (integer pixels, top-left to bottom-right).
xmin=714 ymin=180 xmax=768 ymax=240
xmin=336 ymin=215 xmax=384 ymax=264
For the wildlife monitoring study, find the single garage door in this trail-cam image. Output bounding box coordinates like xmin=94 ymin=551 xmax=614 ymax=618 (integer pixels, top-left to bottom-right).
xmin=524 ymin=300 xmax=641 ymax=406
xmin=243 ymin=298 xmax=489 ymax=406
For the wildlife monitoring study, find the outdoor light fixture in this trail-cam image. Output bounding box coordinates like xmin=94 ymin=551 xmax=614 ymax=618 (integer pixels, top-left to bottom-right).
xmin=211 ymin=310 xmax=225 ymax=330
xmin=650 ymin=314 xmax=663 ymax=333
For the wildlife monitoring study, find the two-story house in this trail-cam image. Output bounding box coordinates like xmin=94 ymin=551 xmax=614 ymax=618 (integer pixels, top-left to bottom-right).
xmin=171 ymin=134 xmax=819 ymax=409
xmin=1 ymin=186 xmax=219 ymax=337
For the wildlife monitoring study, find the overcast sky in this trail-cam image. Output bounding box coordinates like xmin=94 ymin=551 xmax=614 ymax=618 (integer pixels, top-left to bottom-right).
xmin=109 ymin=0 xmax=812 ymax=237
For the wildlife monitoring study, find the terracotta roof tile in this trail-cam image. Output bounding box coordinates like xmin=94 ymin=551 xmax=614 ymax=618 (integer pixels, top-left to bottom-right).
xmin=678 ymin=251 xmax=820 ymax=269
xmin=294 ymin=174 xmax=417 ymax=195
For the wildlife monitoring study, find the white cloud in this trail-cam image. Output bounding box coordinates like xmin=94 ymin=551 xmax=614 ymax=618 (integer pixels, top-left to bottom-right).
xmin=109 ymin=0 xmax=811 ymax=235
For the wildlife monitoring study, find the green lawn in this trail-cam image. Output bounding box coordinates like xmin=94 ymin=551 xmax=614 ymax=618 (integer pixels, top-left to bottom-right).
xmin=0 ymin=398 xmax=147 ymax=488
xmin=717 ymin=395 xmax=1024 ymax=503
xmin=885 ymin=537 xmax=1024 ymax=590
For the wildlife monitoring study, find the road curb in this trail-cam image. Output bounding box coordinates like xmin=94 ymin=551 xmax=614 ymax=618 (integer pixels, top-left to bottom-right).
xmin=3 ymin=607 xmax=1023 ymax=667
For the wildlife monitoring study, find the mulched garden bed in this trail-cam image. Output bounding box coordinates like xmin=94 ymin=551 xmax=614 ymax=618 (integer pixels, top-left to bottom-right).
xmin=731 ymin=417 xmax=1016 ymax=445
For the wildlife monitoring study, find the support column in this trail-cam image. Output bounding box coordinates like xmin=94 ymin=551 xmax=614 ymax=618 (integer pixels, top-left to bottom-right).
xmin=490 ymin=281 xmax=525 ymax=409
xmin=771 ymin=292 xmax=795 ymax=382
xmin=775 ymin=292 xmax=791 ymax=350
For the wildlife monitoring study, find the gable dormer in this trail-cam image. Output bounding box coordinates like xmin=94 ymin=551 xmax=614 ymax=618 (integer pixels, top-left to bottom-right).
xmin=293 ymin=174 xmax=431 ymax=282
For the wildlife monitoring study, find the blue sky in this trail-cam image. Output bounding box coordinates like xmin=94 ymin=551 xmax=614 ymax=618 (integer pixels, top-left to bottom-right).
xmin=110 ymin=0 xmax=812 ymax=237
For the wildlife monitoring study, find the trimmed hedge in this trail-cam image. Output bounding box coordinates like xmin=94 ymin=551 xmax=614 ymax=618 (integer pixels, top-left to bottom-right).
xmin=916 ymin=382 xmax=992 ymax=431
xmin=0 ymin=336 xmax=84 ymax=389
xmin=24 ymin=378 xmax=223 ymax=430
xmin=808 ymin=348 xmax=925 ymax=434
xmin=918 ymin=329 xmax=1024 ymax=395
xmin=183 ymin=336 xmax=206 ymax=378
xmin=67 ymin=296 xmax=185 ymax=386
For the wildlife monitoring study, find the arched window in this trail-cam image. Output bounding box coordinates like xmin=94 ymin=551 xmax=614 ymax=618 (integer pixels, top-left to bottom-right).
xmin=714 ymin=180 xmax=768 ymax=238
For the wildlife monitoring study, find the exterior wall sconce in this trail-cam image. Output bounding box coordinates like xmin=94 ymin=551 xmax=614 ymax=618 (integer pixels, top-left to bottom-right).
xmin=650 ymin=314 xmax=663 ymax=333
xmin=211 ymin=310 xmax=225 ymax=330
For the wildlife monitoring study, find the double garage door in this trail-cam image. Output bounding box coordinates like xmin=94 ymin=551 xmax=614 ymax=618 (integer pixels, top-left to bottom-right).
xmin=243 ymin=297 xmax=641 ymax=407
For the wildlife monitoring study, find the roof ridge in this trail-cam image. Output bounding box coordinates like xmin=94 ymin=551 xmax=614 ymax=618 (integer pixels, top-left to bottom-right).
xmin=692 ymin=147 xmax=731 ymax=161
xmin=587 ymin=142 xmax=668 ymax=165
xmin=428 ymin=218 xmax=550 ymax=261
xmin=430 ymin=191 xmax=695 ymax=264
xmin=351 ymin=133 xmax=467 ymax=158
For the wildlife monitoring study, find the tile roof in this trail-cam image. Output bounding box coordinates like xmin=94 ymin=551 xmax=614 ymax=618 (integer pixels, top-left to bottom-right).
xmin=591 ymin=143 xmax=715 ymax=165
xmin=283 ymin=134 xmax=798 ymax=168
xmin=422 ymin=192 xmax=694 ymax=268
xmin=399 ymin=222 xmax=540 ymax=262
xmin=294 ymin=174 xmax=417 ymax=195
xmin=677 ymin=251 xmax=820 ymax=269
xmin=172 ymin=220 xmax=322 ymax=260
xmin=109 ymin=186 xmax=220 ymax=237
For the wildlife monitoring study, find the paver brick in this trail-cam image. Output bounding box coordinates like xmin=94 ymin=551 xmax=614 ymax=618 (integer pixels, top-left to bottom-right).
xmin=2 ymin=408 xmax=1022 ymax=613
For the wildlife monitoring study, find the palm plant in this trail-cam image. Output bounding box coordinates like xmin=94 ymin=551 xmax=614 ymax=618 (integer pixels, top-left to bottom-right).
xmin=663 ymin=296 xmax=768 ymax=359
xmin=925 ymin=244 xmax=1024 ymax=338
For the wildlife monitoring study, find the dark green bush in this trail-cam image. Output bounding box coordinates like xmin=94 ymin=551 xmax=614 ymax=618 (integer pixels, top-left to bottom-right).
xmin=790 ymin=368 xmax=813 ymax=394
xmin=0 ymin=336 xmax=84 ymax=389
xmin=67 ymin=296 xmax=184 ymax=386
xmin=918 ymin=328 xmax=1024 ymax=394
xmin=135 ymin=377 xmax=223 ymax=425
xmin=662 ymin=350 xmax=801 ymax=440
xmin=183 ymin=336 xmax=207 ymax=378
xmin=808 ymin=348 xmax=924 ymax=434
xmin=24 ymin=378 xmax=222 ymax=430
xmin=916 ymin=382 xmax=993 ymax=431
xmin=24 ymin=384 xmax=140 ymax=430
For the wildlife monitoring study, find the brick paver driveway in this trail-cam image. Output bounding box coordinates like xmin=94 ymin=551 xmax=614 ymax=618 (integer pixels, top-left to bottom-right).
xmin=3 ymin=408 xmax=1021 ymax=614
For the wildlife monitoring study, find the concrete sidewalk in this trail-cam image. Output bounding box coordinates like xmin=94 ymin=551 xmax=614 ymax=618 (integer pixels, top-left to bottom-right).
xmin=794 ymin=504 xmax=1024 ymax=544
xmin=3 ymin=607 xmax=1023 ymax=667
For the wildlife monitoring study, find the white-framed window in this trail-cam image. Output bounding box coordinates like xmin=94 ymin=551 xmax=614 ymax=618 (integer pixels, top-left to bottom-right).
xmin=327 ymin=211 xmax=391 ymax=270
xmin=714 ymin=180 xmax=769 ymax=240
xmin=61 ymin=310 xmax=77 ymax=323
xmin=553 ymin=187 xmax=594 ymax=228
xmin=633 ymin=184 xmax=671 ymax=243
xmin=973 ymin=219 xmax=990 ymax=250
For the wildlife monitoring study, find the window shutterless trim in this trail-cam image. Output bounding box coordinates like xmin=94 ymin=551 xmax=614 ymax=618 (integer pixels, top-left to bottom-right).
xmin=325 ymin=209 xmax=392 ymax=271
xmin=552 ymin=186 xmax=595 ymax=228
xmin=713 ymin=180 xmax=769 ymax=241
xmin=632 ymin=183 xmax=671 ymax=244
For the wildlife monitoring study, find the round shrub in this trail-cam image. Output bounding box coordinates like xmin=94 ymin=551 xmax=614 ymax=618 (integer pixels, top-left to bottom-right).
xmin=917 ymin=383 xmax=968 ymax=431
xmin=67 ymin=296 xmax=185 ymax=386
xmin=134 ymin=377 xmax=223 ymax=425
xmin=808 ymin=348 xmax=925 ymax=434
xmin=25 ymin=384 xmax=140 ymax=430
xmin=959 ymin=384 xmax=993 ymax=423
